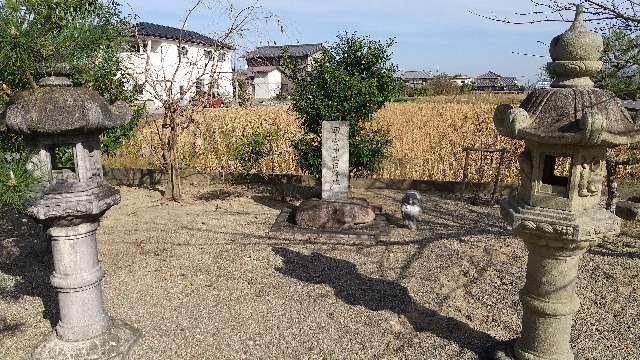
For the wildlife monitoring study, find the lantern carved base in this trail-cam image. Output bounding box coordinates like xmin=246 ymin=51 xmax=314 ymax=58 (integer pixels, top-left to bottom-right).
xmin=31 ymin=319 xmax=142 ymax=360
xmin=491 ymin=340 xmax=582 ymax=360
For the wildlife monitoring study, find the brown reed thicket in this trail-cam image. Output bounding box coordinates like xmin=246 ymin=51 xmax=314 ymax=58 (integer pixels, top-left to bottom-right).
xmin=106 ymin=94 xmax=529 ymax=183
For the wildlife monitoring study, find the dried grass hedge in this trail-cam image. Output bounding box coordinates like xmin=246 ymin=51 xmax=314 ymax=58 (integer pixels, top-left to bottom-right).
xmin=106 ymin=94 xmax=534 ymax=184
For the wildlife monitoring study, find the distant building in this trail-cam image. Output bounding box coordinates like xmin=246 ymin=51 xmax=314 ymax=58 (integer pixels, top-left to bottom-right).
xmin=121 ymin=22 xmax=234 ymax=110
xmin=244 ymin=43 xmax=324 ymax=99
xmin=451 ymin=74 xmax=473 ymax=86
xmin=400 ymin=70 xmax=434 ymax=87
xmin=474 ymin=71 xmax=520 ymax=92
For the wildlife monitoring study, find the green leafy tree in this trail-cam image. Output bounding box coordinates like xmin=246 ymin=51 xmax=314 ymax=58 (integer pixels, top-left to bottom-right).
xmin=0 ymin=0 xmax=140 ymax=208
xmin=595 ymin=29 xmax=640 ymax=100
xmin=283 ymin=33 xmax=396 ymax=178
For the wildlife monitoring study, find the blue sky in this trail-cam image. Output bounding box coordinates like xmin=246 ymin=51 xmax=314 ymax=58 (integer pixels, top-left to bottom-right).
xmin=120 ymin=0 xmax=576 ymax=83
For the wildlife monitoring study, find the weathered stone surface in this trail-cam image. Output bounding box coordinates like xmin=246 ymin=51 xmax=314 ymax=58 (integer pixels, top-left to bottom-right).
xmin=492 ymin=6 xmax=639 ymax=360
xmin=0 ymin=77 xmax=130 ymax=135
xmin=321 ymin=121 xmax=350 ymax=201
xmin=615 ymin=198 xmax=640 ymax=220
xmin=28 ymin=185 xmax=120 ymax=226
xmin=295 ymin=199 xmax=375 ymax=230
xmin=3 ymin=72 xmax=142 ymax=359
xmin=495 ymin=88 xmax=637 ymax=146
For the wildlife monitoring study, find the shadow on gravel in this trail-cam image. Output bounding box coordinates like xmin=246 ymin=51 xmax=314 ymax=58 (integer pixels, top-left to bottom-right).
xmin=0 ymin=206 xmax=59 ymax=328
xmin=273 ymin=247 xmax=498 ymax=357
xmin=0 ymin=316 xmax=24 ymax=335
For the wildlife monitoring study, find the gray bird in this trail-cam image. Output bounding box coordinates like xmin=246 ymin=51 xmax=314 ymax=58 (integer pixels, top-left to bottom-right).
xmin=401 ymin=190 xmax=422 ymax=230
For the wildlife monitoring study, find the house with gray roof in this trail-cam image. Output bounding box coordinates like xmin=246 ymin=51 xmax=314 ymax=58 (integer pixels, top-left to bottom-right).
xmin=400 ymin=71 xmax=434 ymax=87
xmin=474 ymin=71 xmax=520 ymax=92
xmin=121 ymin=22 xmax=234 ymax=110
xmin=244 ymin=43 xmax=324 ymax=100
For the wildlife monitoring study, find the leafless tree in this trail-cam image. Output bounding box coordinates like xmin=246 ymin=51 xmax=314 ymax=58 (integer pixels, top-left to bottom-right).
xmin=125 ymin=0 xmax=282 ymax=201
xmin=470 ymin=1 xmax=639 ymax=32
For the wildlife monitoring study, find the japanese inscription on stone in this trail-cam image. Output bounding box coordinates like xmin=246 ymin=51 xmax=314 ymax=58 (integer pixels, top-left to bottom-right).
xmin=322 ymin=121 xmax=349 ymax=200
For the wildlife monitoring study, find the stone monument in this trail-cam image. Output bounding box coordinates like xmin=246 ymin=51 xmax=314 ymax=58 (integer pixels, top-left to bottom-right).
xmin=294 ymin=121 xmax=376 ymax=230
xmin=0 ymin=71 xmax=142 ymax=359
xmin=322 ymin=121 xmax=350 ymax=200
xmin=492 ymin=5 xmax=640 ymax=360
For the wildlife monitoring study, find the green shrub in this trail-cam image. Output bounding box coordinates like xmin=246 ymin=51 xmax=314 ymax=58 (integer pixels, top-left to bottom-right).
xmin=283 ymin=33 xmax=396 ymax=178
xmin=0 ymin=134 xmax=42 ymax=209
xmin=228 ymin=130 xmax=277 ymax=173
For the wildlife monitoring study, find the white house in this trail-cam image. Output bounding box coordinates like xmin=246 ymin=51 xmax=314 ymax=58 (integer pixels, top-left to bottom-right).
xmin=121 ymin=22 xmax=234 ymax=110
xmin=244 ymin=43 xmax=323 ymax=100
xmin=249 ymin=66 xmax=286 ymax=99
xmin=451 ymin=74 xmax=473 ymax=86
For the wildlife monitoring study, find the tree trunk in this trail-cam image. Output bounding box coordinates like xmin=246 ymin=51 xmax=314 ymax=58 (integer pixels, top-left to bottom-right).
xmin=605 ymin=149 xmax=617 ymax=212
xmin=163 ymin=112 xmax=182 ymax=201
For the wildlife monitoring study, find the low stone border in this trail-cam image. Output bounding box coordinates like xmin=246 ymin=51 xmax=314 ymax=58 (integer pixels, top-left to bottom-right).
xmin=103 ymin=167 xmax=516 ymax=195
xmin=268 ymin=207 xmax=391 ymax=242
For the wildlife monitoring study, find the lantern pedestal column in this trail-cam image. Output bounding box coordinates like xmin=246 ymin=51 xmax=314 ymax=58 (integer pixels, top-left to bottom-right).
xmin=30 ymin=219 xmax=142 ymax=360
xmin=514 ymin=241 xmax=586 ymax=360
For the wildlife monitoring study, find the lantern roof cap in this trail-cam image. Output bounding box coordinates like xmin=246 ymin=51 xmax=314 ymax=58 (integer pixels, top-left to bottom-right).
xmin=0 ymin=73 xmax=130 ymax=136
xmin=494 ymin=5 xmax=640 ymax=147
xmin=495 ymin=87 xmax=640 ymax=146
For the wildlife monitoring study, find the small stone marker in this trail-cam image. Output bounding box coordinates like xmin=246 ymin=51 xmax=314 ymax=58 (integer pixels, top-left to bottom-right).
xmin=322 ymin=121 xmax=349 ymax=201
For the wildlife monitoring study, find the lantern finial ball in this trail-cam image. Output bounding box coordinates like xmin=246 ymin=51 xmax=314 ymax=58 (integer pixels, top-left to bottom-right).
xmin=547 ymin=4 xmax=604 ymax=88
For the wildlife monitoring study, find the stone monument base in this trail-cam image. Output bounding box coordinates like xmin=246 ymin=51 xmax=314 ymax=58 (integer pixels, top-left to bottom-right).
xmin=295 ymin=198 xmax=377 ymax=230
xmin=32 ymin=319 xmax=142 ymax=360
xmin=269 ymin=199 xmax=389 ymax=242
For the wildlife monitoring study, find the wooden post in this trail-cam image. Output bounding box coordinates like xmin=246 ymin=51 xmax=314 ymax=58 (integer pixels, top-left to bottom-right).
xmin=492 ymin=149 xmax=507 ymax=203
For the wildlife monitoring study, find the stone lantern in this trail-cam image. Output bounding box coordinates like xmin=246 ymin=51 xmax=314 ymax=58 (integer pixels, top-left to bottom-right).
xmin=0 ymin=72 xmax=142 ymax=359
xmin=492 ymin=5 xmax=640 ymax=360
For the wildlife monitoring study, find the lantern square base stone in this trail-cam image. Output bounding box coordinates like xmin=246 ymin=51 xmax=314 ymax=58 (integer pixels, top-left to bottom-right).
xmin=489 ymin=340 xmax=582 ymax=360
xmin=31 ymin=319 xmax=142 ymax=360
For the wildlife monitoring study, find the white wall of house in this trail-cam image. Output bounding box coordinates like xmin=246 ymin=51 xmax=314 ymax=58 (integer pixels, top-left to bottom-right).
xmin=121 ymin=38 xmax=233 ymax=110
xmin=253 ymin=69 xmax=282 ymax=99
xmin=452 ymin=77 xmax=473 ymax=86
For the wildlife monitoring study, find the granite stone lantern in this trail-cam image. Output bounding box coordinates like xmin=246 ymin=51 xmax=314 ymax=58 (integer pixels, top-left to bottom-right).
xmin=0 ymin=72 xmax=142 ymax=359
xmin=492 ymin=6 xmax=640 ymax=360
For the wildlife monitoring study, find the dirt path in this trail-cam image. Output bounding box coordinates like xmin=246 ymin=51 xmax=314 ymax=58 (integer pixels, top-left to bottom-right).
xmin=1 ymin=185 xmax=638 ymax=359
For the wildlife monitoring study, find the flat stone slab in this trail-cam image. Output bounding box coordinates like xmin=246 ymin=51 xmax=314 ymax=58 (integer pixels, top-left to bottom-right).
xmin=269 ymin=207 xmax=390 ymax=243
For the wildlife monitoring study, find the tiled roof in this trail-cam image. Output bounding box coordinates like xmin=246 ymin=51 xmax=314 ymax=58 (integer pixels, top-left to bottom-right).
xmin=135 ymin=22 xmax=233 ymax=49
xmin=401 ymin=70 xmax=434 ymax=80
xmin=477 ymin=71 xmax=502 ymax=79
xmin=245 ymin=44 xmax=324 ymax=59
xmin=475 ymin=77 xmax=518 ymax=87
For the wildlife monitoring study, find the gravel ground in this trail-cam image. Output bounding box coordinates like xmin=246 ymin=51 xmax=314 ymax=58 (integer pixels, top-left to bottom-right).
xmin=1 ymin=184 xmax=638 ymax=360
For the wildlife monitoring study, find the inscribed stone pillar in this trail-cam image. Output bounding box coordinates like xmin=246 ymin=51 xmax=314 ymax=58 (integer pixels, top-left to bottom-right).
xmin=321 ymin=121 xmax=350 ymax=201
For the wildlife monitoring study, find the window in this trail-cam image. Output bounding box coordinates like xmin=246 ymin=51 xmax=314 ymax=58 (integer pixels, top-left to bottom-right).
xmin=540 ymin=155 xmax=572 ymax=197
xmin=204 ymin=50 xmax=213 ymax=59
xmin=217 ymin=52 xmax=226 ymax=63
xmin=179 ymin=46 xmax=188 ymax=57
xmin=50 ymin=145 xmax=78 ymax=183
xmin=179 ymin=86 xmax=186 ymax=97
